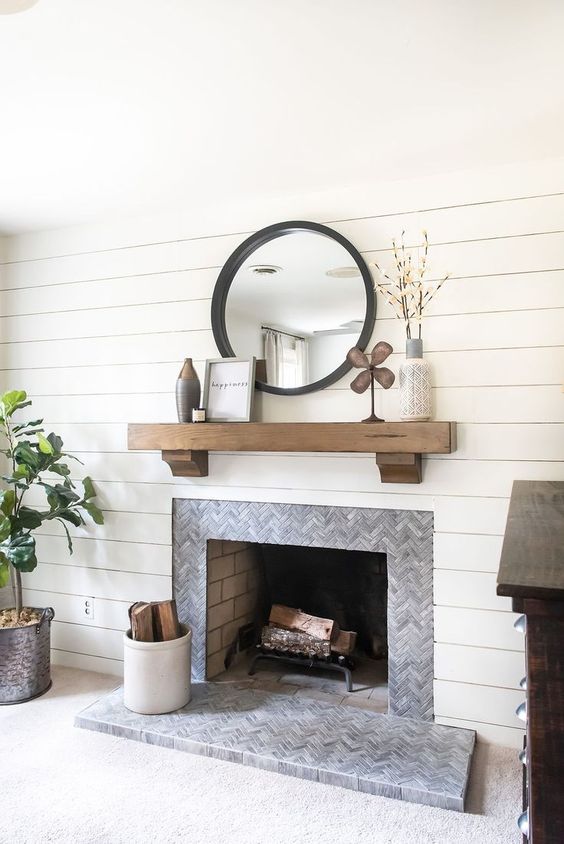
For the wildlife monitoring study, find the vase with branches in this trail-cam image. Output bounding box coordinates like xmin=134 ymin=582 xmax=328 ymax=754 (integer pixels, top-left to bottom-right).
xmin=371 ymin=231 xmax=449 ymax=420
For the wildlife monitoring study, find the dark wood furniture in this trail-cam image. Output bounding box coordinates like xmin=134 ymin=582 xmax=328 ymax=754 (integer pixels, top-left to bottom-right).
xmin=497 ymin=480 xmax=564 ymax=843
xmin=127 ymin=420 xmax=456 ymax=484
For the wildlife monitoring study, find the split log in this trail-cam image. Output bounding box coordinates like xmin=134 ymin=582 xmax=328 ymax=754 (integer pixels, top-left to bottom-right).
xmin=269 ymin=604 xmax=338 ymax=641
xmin=129 ymin=599 xmax=180 ymax=642
xmin=152 ymin=599 xmax=180 ymax=641
xmin=331 ymin=629 xmax=357 ymax=656
xmin=129 ymin=602 xmax=154 ymax=642
xmin=260 ymin=625 xmax=331 ymax=659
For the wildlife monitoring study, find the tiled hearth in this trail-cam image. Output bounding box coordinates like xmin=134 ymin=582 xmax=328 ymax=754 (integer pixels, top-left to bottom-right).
xmin=77 ymin=683 xmax=475 ymax=810
xmin=76 ymin=499 xmax=476 ymax=810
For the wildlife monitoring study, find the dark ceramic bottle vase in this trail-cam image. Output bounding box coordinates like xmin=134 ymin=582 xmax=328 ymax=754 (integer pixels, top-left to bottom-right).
xmin=175 ymin=358 xmax=201 ymax=422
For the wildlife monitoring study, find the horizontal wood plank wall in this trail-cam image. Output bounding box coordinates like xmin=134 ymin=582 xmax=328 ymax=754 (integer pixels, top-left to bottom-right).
xmin=1 ymin=160 xmax=563 ymax=743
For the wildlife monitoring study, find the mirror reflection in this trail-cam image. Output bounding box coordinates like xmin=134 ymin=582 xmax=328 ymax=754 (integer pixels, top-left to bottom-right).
xmin=224 ymin=231 xmax=369 ymax=390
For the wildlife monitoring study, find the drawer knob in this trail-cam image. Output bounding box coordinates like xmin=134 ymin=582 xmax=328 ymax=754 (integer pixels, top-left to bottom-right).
xmin=516 ymin=701 xmax=527 ymax=722
xmin=518 ymin=809 xmax=529 ymax=837
xmin=518 ymin=748 xmax=527 ymax=765
xmin=514 ymin=615 xmax=526 ymax=634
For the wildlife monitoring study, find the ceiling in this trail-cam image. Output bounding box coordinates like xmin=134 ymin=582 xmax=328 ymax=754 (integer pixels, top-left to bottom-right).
xmin=228 ymin=231 xmax=366 ymax=334
xmin=1 ymin=0 xmax=563 ymax=233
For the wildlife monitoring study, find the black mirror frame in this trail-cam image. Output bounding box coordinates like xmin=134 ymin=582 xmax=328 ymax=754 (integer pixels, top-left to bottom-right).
xmin=211 ymin=220 xmax=376 ymax=396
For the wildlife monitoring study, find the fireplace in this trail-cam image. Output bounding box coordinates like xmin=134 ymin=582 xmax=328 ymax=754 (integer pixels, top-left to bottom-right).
xmin=172 ymin=499 xmax=434 ymax=720
xmin=78 ymin=498 xmax=476 ymax=811
xmin=205 ymin=540 xmax=388 ymax=692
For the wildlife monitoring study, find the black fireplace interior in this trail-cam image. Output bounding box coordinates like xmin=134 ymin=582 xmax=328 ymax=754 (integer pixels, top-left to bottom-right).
xmin=254 ymin=542 xmax=388 ymax=660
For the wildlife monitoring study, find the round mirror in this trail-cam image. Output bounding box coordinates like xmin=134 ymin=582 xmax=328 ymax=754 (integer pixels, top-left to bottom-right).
xmin=211 ymin=221 xmax=376 ymax=395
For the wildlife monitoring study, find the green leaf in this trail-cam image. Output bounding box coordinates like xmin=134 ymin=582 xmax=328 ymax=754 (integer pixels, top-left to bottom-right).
xmin=56 ymin=518 xmax=73 ymax=554
xmin=0 ymin=514 xmax=11 ymax=542
xmin=0 ymin=555 xmax=10 ymax=588
xmin=46 ymin=493 xmax=58 ymax=512
xmin=37 ymin=433 xmax=54 ymax=454
xmin=42 ymin=483 xmax=81 ymax=509
xmin=0 ymin=489 xmax=15 ymax=516
xmin=16 ymin=507 xmax=43 ymax=530
xmin=1 ymin=476 xmax=29 ymax=491
xmin=1 ymin=390 xmax=29 ymax=417
xmin=50 ymin=463 xmax=71 ymax=477
xmin=47 ymin=433 xmax=63 ymax=454
xmin=12 ymin=419 xmax=43 ymax=433
xmin=13 ymin=441 xmax=41 ymax=472
xmin=14 ymin=428 xmax=44 ymax=439
xmin=83 ymin=501 xmax=104 ymax=525
xmin=58 ymin=509 xmax=83 ymax=528
xmin=82 ymin=476 xmax=96 ymax=500
xmin=4 ymin=533 xmax=37 ymax=573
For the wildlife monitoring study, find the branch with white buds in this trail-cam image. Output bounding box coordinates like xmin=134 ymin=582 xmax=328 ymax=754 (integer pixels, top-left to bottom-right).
xmin=370 ymin=230 xmax=449 ymax=340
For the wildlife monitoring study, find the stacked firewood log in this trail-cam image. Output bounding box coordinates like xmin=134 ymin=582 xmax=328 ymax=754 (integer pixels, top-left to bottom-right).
xmin=260 ymin=604 xmax=357 ymax=661
xmin=128 ymin=599 xmax=181 ymax=642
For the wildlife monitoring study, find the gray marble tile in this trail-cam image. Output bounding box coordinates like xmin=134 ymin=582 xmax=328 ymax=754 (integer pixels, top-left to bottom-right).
xmin=173 ymin=736 xmax=210 ymax=756
xmin=278 ymin=760 xmax=320 ymax=782
xmin=76 ymin=682 xmax=475 ymax=811
xmin=173 ymin=499 xmax=434 ymax=721
xmin=243 ymin=751 xmax=280 ymax=773
xmin=208 ymin=744 xmax=244 ymax=764
xmin=358 ymin=779 xmax=402 ymax=800
xmin=318 ymin=769 xmax=359 ymax=790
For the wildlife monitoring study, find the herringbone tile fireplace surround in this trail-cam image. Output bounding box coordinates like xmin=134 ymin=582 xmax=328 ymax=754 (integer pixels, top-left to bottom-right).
xmin=172 ymin=499 xmax=434 ymax=720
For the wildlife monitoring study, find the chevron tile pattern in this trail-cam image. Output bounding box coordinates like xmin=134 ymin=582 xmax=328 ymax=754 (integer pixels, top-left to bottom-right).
xmin=172 ymin=499 xmax=434 ymax=720
xmin=76 ymin=683 xmax=474 ymax=811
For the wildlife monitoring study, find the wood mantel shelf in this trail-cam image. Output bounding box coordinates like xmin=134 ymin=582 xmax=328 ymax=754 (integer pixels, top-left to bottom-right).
xmin=128 ymin=422 xmax=456 ymax=484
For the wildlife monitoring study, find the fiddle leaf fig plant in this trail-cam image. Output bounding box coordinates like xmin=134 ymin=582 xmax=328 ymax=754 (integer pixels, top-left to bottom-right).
xmin=0 ymin=390 xmax=104 ymax=619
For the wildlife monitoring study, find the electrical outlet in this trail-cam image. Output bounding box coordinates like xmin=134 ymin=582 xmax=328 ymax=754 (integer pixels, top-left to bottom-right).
xmin=83 ymin=597 xmax=95 ymax=621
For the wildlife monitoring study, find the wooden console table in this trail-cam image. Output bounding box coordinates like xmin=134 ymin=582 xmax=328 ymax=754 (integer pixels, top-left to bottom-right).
xmin=127 ymin=421 xmax=456 ymax=484
xmin=497 ymin=480 xmax=564 ymax=843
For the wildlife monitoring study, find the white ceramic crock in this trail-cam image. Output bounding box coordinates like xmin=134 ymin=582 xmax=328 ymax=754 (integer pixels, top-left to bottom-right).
xmin=123 ymin=623 xmax=192 ymax=714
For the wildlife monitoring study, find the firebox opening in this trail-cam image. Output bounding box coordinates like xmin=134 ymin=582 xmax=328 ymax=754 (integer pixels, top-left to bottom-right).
xmin=206 ymin=539 xmax=388 ymax=705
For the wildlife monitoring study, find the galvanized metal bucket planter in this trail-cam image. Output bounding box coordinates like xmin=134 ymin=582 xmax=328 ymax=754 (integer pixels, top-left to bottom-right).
xmin=0 ymin=607 xmax=55 ymax=704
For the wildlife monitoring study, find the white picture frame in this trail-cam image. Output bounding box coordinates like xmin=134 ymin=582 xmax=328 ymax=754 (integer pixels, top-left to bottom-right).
xmin=203 ymin=357 xmax=256 ymax=422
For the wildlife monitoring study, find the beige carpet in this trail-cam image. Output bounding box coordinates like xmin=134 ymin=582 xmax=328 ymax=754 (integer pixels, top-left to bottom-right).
xmin=1 ymin=666 xmax=521 ymax=844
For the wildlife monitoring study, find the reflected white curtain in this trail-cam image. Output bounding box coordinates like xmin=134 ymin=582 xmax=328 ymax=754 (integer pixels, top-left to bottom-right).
xmin=264 ymin=329 xmax=284 ymax=386
xmin=294 ymin=337 xmax=307 ymax=385
xmin=263 ymin=328 xmax=308 ymax=388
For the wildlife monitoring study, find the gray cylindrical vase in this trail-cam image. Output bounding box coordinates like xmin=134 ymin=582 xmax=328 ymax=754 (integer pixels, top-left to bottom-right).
xmin=399 ymin=338 xmax=432 ymax=420
xmin=175 ymin=358 xmax=201 ymax=422
xmin=406 ymin=338 xmax=423 ymax=359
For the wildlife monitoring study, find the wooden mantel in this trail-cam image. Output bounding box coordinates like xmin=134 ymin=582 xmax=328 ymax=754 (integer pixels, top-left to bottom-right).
xmin=128 ymin=421 xmax=456 ymax=484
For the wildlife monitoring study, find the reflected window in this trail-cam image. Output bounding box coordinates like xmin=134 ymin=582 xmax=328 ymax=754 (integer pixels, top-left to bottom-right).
xmin=263 ymin=327 xmax=308 ymax=388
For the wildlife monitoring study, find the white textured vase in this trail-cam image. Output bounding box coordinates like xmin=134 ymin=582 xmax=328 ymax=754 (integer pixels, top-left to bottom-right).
xmin=399 ymin=338 xmax=432 ymax=420
xmin=123 ymin=624 xmax=192 ymax=714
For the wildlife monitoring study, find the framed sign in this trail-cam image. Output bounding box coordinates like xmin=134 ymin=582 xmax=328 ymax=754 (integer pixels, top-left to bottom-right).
xmin=203 ymin=357 xmax=256 ymax=422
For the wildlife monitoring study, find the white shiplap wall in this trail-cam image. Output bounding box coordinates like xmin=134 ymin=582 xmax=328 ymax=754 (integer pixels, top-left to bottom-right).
xmin=1 ymin=159 xmax=563 ymax=748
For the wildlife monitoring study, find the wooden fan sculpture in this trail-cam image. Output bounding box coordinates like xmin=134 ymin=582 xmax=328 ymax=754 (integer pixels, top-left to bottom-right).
xmin=347 ymin=342 xmax=395 ymax=423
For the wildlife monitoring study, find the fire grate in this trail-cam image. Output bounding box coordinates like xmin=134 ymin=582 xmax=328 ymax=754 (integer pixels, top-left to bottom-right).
xmin=248 ymin=649 xmax=354 ymax=692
